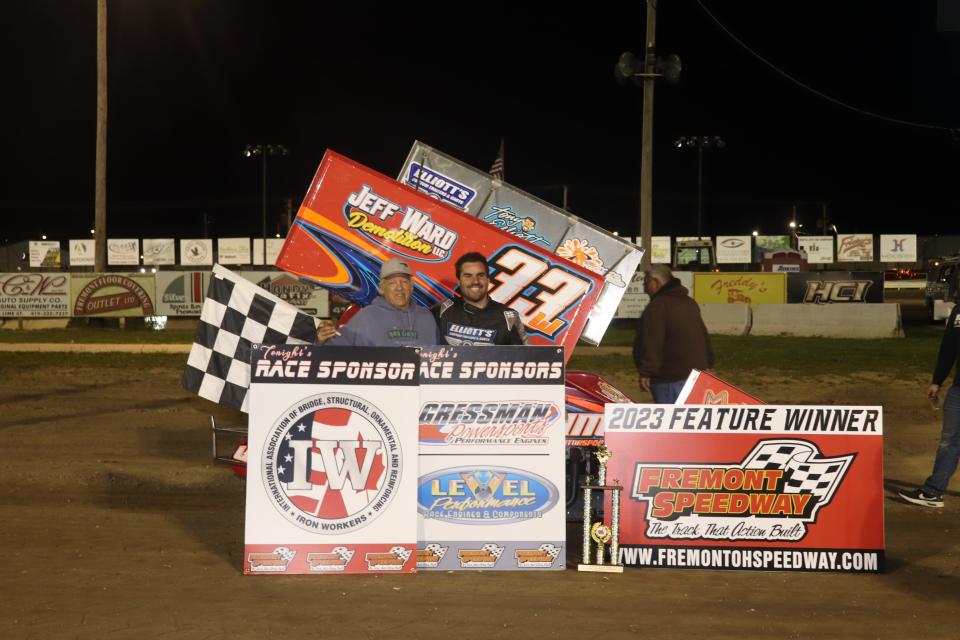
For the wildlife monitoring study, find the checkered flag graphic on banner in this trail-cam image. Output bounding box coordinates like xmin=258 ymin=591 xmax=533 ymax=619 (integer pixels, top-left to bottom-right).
xmin=743 ymin=440 xmax=854 ymax=507
xmin=181 ymin=264 xmax=318 ymax=412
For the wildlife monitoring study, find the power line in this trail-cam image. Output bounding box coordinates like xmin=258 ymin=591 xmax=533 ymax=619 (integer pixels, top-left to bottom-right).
xmin=695 ymin=0 xmax=959 ymax=135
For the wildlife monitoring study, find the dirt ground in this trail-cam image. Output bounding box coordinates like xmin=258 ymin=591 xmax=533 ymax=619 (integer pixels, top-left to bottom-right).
xmin=2 ymin=347 xmax=959 ymax=638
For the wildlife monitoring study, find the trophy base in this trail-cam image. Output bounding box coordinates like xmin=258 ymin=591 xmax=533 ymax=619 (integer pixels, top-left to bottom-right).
xmin=577 ymin=563 xmax=624 ymax=573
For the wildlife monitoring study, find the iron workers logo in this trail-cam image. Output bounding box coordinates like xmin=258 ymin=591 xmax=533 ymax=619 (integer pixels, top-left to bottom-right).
xmin=418 ymin=466 xmax=559 ymax=524
xmin=418 ymin=401 xmax=561 ymax=446
xmin=261 ymin=393 xmax=402 ymax=534
xmin=344 ymin=184 xmax=458 ymax=261
xmin=631 ymin=439 xmax=854 ymax=542
xmin=405 ymin=163 xmax=477 ymax=209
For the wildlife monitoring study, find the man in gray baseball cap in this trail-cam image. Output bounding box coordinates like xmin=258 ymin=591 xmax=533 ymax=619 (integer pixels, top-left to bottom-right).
xmin=316 ymin=258 xmax=440 ymax=346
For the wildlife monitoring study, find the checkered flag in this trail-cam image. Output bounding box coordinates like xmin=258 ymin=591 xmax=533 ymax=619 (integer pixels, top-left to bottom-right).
xmin=181 ymin=264 xmax=318 ymax=412
xmin=743 ymin=440 xmax=853 ymax=507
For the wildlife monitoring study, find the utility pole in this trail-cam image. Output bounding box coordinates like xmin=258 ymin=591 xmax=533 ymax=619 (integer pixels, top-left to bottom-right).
xmin=94 ymin=0 xmax=107 ymax=272
xmin=639 ymin=0 xmax=657 ymax=270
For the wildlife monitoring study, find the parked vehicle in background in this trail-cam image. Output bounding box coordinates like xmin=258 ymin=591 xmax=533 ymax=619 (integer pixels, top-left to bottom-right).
xmin=925 ymin=255 xmax=960 ymax=321
xmin=673 ymin=238 xmax=716 ymax=271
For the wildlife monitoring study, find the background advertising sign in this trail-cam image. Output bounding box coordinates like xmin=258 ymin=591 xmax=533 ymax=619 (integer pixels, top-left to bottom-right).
xmin=398 ymin=142 xmax=643 ymax=345
xmin=180 ymin=239 xmax=214 ymax=266
xmin=29 ymin=241 xmax=61 ymax=268
xmin=716 ymin=236 xmax=752 ymax=264
xmin=107 ymin=239 xmax=140 ymax=266
xmin=787 ymin=272 xmax=884 ymax=304
xmin=650 ymin=237 xmax=671 ymax=264
xmin=797 ymin=236 xmax=834 ymax=264
xmin=615 ymin=271 xmax=694 ymax=319
xmin=879 ymin=234 xmax=917 ymax=262
xmin=276 ymin=151 xmax=604 ymax=356
xmin=239 ymin=270 xmax=330 ymax=317
xmin=155 ymin=271 xmax=209 ymax=316
xmin=69 ymin=239 xmax=95 ymax=267
xmin=0 ymin=273 xmax=70 ymax=317
xmin=753 ymin=235 xmax=790 ymax=253
xmin=837 ymin=234 xmax=874 ymax=262
xmin=70 ymin=273 xmax=156 ymax=317
xmin=604 ymin=403 xmax=884 ymax=573
xmin=692 ymin=273 xmax=786 ymax=307
xmin=142 ymin=239 xmax=176 ymax=265
xmin=246 ymin=346 xmax=420 ymax=575
xmin=417 ymin=346 xmax=566 ymax=571
xmin=252 ymin=238 xmax=285 ymax=265
xmin=218 ymin=238 xmax=251 ymax=265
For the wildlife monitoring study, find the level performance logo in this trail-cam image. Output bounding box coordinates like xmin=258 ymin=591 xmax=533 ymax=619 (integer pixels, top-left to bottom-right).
xmin=261 ymin=393 xmax=402 ymax=534
xmin=418 ymin=466 xmax=559 ymax=524
xmin=631 ymin=440 xmax=854 ymax=542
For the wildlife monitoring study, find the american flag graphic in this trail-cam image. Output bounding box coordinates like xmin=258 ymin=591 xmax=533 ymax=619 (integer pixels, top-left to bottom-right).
xmin=276 ymin=407 xmax=387 ymax=519
xmin=489 ymin=139 xmax=504 ymax=180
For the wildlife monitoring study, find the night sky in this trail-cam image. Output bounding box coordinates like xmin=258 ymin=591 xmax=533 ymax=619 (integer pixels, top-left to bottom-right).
xmin=4 ymin=1 xmax=959 ymax=245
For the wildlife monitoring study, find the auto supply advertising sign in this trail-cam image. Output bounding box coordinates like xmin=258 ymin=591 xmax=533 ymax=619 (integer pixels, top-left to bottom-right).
xmin=786 ymin=272 xmax=883 ymax=304
xmin=604 ymin=403 xmax=884 ymax=573
xmin=70 ymin=273 xmax=157 ymax=317
xmin=416 ymin=346 xmax=566 ymax=571
xmin=245 ymin=345 xmax=420 ymax=575
xmin=276 ymin=151 xmax=604 ymax=356
xmin=0 ymin=273 xmax=70 ymax=317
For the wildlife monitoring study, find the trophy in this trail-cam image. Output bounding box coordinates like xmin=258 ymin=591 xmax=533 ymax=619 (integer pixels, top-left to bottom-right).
xmin=578 ymin=444 xmax=623 ymax=573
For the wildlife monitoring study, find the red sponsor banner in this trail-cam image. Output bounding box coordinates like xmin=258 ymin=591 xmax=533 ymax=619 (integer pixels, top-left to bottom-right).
xmin=677 ymin=369 xmax=764 ymax=405
xmin=604 ymin=404 xmax=884 ymax=572
xmin=275 ymin=151 xmax=603 ymax=357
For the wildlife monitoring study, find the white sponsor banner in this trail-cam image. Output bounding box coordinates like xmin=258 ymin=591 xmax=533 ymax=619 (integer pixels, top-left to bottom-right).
xmin=879 ymin=234 xmax=917 ymax=263
xmin=69 ymin=239 xmax=95 ymax=266
xmin=416 ymin=347 xmax=566 ymax=571
xmin=238 ymin=270 xmax=329 ymax=317
xmin=155 ymin=271 xmax=209 ymax=316
xmin=218 ymin=237 xmax=251 ymax=265
xmin=180 ymin=239 xmax=213 ymax=266
xmin=107 ymin=239 xmax=140 ymax=266
xmin=142 ymin=239 xmax=176 ymax=265
xmin=797 ymin=236 xmax=834 ymax=264
xmin=246 ymin=346 xmax=420 ymax=575
xmin=29 ymin=241 xmax=61 ymax=268
xmin=634 ymin=237 xmax=672 ymax=264
xmin=837 ymin=234 xmax=874 ymax=262
xmin=615 ymin=271 xmax=694 ymax=319
xmin=716 ymin=236 xmax=752 ymax=264
xmin=0 ymin=273 xmax=70 ymax=317
xmin=252 ymin=238 xmax=286 ymax=266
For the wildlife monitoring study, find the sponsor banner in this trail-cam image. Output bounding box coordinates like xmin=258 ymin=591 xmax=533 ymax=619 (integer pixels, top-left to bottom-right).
xmin=716 ymin=236 xmax=752 ymax=264
xmin=29 ymin=241 xmax=61 ymax=268
xmin=879 ymin=234 xmax=917 ymax=263
xmin=417 ymin=346 xmax=566 ymax=570
xmin=218 ymin=237 xmax=251 ymax=265
xmin=754 ymin=235 xmax=791 ymax=254
xmin=180 ymin=239 xmax=214 ymax=266
xmin=605 ymin=403 xmax=885 ymax=573
xmin=398 ymin=142 xmax=643 ymax=345
xmin=676 ymin=370 xmax=764 ymax=405
xmin=155 ymin=271 xmax=209 ymax=316
xmin=142 ymin=239 xmax=176 ymax=265
xmin=70 ymin=273 xmax=156 ymax=317
xmin=786 ymin=272 xmax=884 ymax=304
xmin=238 ymin=270 xmax=330 ymax=317
xmin=0 ymin=273 xmax=70 ymax=317
xmin=251 ymin=238 xmax=286 ymax=266
xmin=836 ymin=234 xmax=874 ymax=262
xmin=692 ymin=273 xmax=786 ymax=307
xmin=69 ymin=239 xmax=95 ymax=267
xmin=276 ymin=151 xmax=604 ymax=356
xmin=797 ymin=236 xmax=834 ymax=264
xmin=651 ymin=237 xmax=671 ymax=264
xmin=246 ymin=345 xmax=420 ymax=575
xmin=615 ymin=271 xmax=695 ymax=319
xmin=399 ymin=142 xmax=492 ymax=214
xmin=107 ymin=239 xmax=140 ymax=266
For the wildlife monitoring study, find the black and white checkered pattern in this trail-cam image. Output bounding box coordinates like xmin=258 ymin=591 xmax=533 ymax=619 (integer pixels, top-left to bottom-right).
xmin=181 ymin=264 xmax=318 ymax=412
xmin=744 ymin=440 xmax=853 ymax=504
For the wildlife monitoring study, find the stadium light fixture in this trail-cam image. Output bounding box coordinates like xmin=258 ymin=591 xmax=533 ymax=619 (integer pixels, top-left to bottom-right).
xmin=674 ymin=136 xmax=726 ymax=239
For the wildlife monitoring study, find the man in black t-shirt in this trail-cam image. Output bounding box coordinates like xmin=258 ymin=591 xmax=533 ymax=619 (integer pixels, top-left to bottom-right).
xmin=435 ymin=252 xmax=529 ymax=346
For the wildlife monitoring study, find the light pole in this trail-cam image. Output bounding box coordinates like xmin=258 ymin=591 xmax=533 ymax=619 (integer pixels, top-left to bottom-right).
xmin=674 ymin=136 xmax=725 ymax=240
xmin=243 ymin=144 xmax=288 ymax=264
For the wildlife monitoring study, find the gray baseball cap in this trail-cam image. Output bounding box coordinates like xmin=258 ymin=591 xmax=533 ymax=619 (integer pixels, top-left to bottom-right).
xmin=380 ymin=258 xmax=412 ymax=279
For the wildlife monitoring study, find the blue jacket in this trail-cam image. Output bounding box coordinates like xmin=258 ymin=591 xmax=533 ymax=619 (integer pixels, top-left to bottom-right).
xmin=327 ymin=296 xmax=440 ymax=347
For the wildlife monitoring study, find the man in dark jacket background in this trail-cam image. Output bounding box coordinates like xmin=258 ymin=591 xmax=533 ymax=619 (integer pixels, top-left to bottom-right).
xmin=632 ymin=265 xmax=714 ymax=403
